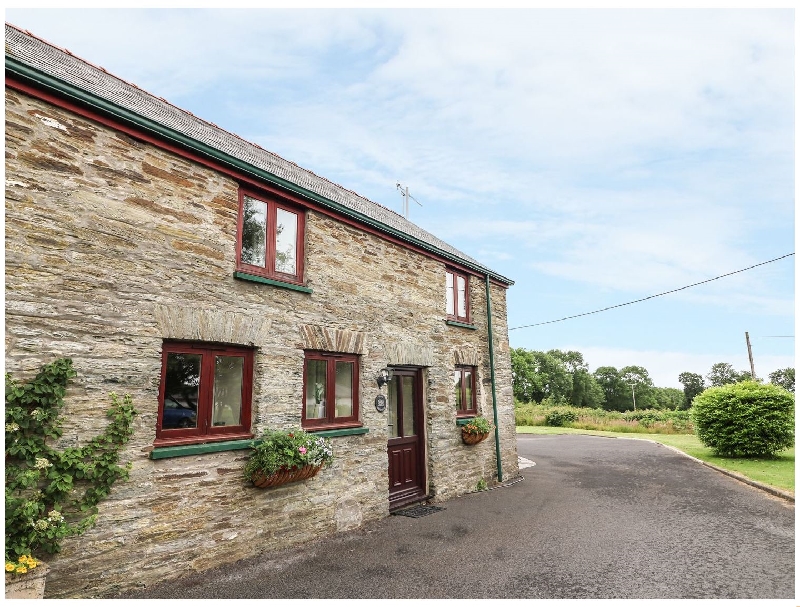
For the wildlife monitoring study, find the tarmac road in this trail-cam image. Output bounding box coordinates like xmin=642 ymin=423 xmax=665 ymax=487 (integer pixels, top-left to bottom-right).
xmin=118 ymin=434 xmax=795 ymax=599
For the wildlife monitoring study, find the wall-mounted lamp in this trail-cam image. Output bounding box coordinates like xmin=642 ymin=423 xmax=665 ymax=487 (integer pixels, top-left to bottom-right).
xmin=376 ymin=367 xmax=392 ymax=389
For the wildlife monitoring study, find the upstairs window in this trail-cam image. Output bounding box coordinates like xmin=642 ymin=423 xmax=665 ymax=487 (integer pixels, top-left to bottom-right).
xmin=454 ymin=366 xmax=477 ymax=417
xmin=237 ymin=190 xmax=305 ymax=284
xmin=446 ymin=269 xmax=470 ymax=322
xmin=156 ymin=342 xmax=254 ymax=445
xmin=302 ymin=352 xmax=360 ymax=430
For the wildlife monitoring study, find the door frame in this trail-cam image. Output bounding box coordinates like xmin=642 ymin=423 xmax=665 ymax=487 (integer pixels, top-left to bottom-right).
xmin=387 ymin=366 xmax=427 ymax=510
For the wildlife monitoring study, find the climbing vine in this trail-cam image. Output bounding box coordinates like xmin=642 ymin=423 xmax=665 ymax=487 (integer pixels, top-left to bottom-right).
xmin=5 ymin=358 xmax=138 ymax=563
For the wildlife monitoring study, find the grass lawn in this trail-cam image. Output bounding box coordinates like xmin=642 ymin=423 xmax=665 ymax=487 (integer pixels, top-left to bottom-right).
xmin=516 ymin=426 xmax=795 ymax=494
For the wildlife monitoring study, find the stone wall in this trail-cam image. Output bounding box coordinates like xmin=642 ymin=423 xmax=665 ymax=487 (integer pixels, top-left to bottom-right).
xmin=5 ymin=88 xmax=519 ymax=598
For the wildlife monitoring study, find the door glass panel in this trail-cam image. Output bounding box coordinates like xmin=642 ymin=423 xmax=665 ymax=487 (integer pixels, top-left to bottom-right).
xmin=457 ymin=275 xmax=467 ymax=317
xmin=335 ymin=361 xmax=353 ymax=417
xmin=241 ymin=196 xmax=267 ymax=267
xmin=388 ymin=376 xmax=399 ymax=438
xmin=163 ymin=352 xmax=201 ymax=429
xmin=402 ymin=376 xmax=415 ymax=437
xmin=275 ymin=208 xmax=298 ymax=275
xmin=305 ymin=359 xmax=327 ymax=419
xmin=212 ymin=355 xmax=243 ymax=427
xmin=446 ymin=272 xmax=455 ymax=315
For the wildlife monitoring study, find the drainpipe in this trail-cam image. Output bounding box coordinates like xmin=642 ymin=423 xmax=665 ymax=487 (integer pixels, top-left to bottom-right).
xmin=485 ymin=274 xmax=503 ymax=482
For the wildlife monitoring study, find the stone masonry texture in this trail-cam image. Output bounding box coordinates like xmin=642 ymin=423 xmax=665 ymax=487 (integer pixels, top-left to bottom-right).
xmin=4 ymin=88 xmax=519 ymax=598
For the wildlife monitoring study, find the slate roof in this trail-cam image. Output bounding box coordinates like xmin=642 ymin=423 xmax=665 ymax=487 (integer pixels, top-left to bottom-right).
xmin=5 ymin=23 xmax=513 ymax=286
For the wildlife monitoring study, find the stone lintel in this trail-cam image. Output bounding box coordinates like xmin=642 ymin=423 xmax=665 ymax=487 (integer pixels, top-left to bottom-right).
xmin=300 ymin=325 xmax=367 ymax=355
xmin=384 ymin=342 xmax=435 ymax=367
xmin=154 ymin=305 xmax=271 ymax=346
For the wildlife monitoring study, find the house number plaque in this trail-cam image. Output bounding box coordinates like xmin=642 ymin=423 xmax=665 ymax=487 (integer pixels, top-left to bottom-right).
xmin=374 ymin=394 xmax=387 ymax=413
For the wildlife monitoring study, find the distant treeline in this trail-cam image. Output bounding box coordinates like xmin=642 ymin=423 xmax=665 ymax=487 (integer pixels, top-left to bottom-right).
xmin=510 ymin=348 xmax=795 ymax=412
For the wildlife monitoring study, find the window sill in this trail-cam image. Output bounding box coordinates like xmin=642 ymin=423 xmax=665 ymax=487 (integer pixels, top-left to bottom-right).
xmin=445 ymin=320 xmax=477 ymax=330
xmin=306 ymin=426 xmax=369 ymax=438
xmin=150 ymin=437 xmax=255 ymax=460
xmin=234 ymin=271 xmax=313 ymax=294
xmin=456 ymin=416 xmax=478 ymax=426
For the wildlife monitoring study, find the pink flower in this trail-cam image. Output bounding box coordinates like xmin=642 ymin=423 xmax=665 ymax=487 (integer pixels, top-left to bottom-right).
xmin=298 ymin=447 xmax=307 ymax=454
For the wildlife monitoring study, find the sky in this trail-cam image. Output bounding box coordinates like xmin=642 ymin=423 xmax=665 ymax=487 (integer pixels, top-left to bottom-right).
xmin=5 ymin=7 xmax=795 ymax=389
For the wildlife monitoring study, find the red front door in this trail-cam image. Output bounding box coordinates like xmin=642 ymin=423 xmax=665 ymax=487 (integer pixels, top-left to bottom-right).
xmin=387 ymin=368 xmax=425 ymax=510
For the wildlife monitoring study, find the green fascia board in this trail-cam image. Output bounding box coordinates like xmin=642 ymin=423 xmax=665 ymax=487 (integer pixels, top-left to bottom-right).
xmin=150 ymin=439 xmax=255 ymax=460
xmin=445 ymin=320 xmax=477 ymax=330
xmin=233 ymin=271 xmax=313 ymax=293
xmin=6 ymin=57 xmax=514 ymax=286
xmin=309 ymin=427 xmax=369 ymax=438
xmin=456 ymin=417 xmax=477 ymax=426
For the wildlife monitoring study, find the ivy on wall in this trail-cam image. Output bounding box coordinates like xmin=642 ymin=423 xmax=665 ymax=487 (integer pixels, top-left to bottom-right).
xmin=5 ymin=358 xmax=138 ymax=561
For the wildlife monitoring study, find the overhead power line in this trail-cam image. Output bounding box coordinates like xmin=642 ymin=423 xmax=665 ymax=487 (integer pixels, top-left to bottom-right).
xmin=509 ymin=252 xmax=795 ymax=331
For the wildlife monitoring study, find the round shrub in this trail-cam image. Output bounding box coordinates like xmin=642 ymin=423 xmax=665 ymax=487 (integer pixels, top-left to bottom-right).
xmin=691 ymin=381 xmax=794 ymax=457
xmin=544 ymin=407 xmax=578 ymax=427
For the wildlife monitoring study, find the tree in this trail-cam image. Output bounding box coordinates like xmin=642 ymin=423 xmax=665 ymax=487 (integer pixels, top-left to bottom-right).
xmin=510 ymin=348 xmax=538 ymax=403
xmin=651 ymin=387 xmax=684 ymax=410
xmin=691 ymin=381 xmax=794 ymax=457
xmin=619 ymin=365 xmax=656 ymax=410
xmin=678 ymin=372 xmax=706 ymax=409
xmin=593 ymin=366 xmax=628 ymax=411
xmin=510 ymin=348 xmax=572 ymax=404
xmin=569 ymin=369 xmax=605 ymax=408
xmin=547 ymin=349 xmax=603 ymax=408
xmin=706 ymin=362 xmax=750 ymax=387
xmin=769 ymin=368 xmax=795 ymax=392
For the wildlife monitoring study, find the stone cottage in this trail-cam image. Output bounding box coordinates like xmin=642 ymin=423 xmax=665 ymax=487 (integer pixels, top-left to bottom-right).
xmin=4 ymin=23 xmax=518 ymax=598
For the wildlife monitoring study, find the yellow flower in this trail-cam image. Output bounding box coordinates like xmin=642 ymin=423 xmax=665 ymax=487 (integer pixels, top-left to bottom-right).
xmin=5 ymin=563 xmax=15 ymax=572
xmin=15 ymin=565 xmax=28 ymax=574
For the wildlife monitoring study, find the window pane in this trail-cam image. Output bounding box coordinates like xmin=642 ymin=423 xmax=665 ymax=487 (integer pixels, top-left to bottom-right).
xmin=335 ymin=361 xmax=354 ymax=418
xmin=454 ymin=369 xmax=462 ymax=410
xmin=402 ymin=376 xmax=415 ymax=437
xmin=446 ymin=272 xmax=455 ymax=315
xmin=163 ymin=353 xmax=201 ymax=430
xmin=275 ymin=208 xmax=298 ymax=275
xmin=241 ymin=196 xmax=267 ymax=267
xmin=305 ymin=360 xmax=327 ymax=419
xmin=388 ymin=376 xmax=399 ymax=438
xmin=457 ymin=275 xmax=467 ymax=317
xmin=464 ymin=369 xmax=473 ymax=411
xmin=212 ymin=356 xmax=243 ymax=427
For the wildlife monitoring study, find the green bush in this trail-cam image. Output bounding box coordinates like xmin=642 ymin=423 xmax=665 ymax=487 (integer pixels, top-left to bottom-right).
xmin=544 ymin=407 xmax=578 ymax=427
xmin=691 ymin=381 xmax=794 ymax=457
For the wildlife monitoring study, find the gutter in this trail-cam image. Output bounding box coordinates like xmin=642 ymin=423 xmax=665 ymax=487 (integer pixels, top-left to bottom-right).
xmin=485 ymin=274 xmax=503 ymax=482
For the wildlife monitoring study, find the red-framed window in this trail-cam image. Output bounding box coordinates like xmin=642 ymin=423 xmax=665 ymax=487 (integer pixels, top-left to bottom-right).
xmin=302 ymin=352 xmax=360 ymax=430
xmin=454 ymin=366 xmax=477 ymax=417
xmin=155 ymin=341 xmax=254 ymax=446
xmin=446 ymin=269 xmax=470 ymax=322
xmin=236 ymin=189 xmax=306 ymax=284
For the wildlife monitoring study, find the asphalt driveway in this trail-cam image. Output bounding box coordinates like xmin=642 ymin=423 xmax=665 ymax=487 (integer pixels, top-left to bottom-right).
xmin=118 ymin=434 xmax=794 ymax=599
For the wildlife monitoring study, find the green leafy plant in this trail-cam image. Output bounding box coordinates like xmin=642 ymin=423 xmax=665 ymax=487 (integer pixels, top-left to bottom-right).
xmin=461 ymin=416 xmax=492 ymax=436
xmin=243 ymin=428 xmax=333 ymax=480
xmin=691 ymin=381 xmax=794 ymax=457
xmin=544 ymin=407 xmax=578 ymax=427
xmin=5 ymin=358 xmax=138 ymax=566
xmin=475 ymin=478 xmax=488 ymax=491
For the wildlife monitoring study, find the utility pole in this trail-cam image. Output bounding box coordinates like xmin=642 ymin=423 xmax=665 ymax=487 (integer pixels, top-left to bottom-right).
xmin=628 ymin=383 xmax=637 ymax=411
xmin=745 ymin=331 xmax=756 ymax=380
